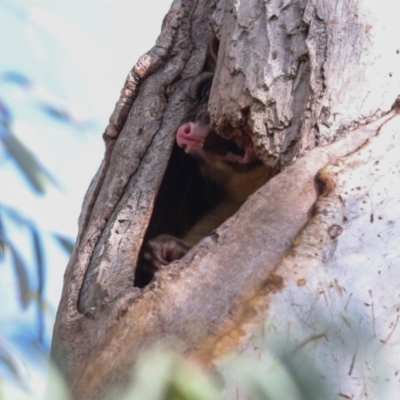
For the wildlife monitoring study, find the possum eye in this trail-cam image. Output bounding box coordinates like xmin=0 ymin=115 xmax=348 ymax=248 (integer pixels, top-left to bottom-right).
xmin=197 ymin=78 xmax=212 ymax=104
xmin=189 ymin=72 xmax=214 ymax=105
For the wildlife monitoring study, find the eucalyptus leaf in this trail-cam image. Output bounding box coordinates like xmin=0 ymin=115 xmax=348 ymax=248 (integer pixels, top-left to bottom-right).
xmin=0 ymin=130 xmax=57 ymax=194
xmin=31 ymin=228 xmax=45 ymax=343
xmin=7 ymin=242 xmax=31 ymax=309
xmin=0 ymin=347 xmax=22 ymax=382
xmin=122 ymin=347 xmax=220 ymax=400
xmin=53 ymin=234 xmax=75 ymax=255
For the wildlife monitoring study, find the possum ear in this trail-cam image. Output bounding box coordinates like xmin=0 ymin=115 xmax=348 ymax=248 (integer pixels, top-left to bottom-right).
xmin=209 ymin=36 xmax=220 ymax=64
xmin=189 ymin=72 xmax=214 ymax=103
xmin=195 ymin=35 xmax=219 ymax=97
xmin=204 ymin=36 xmax=220 ymax=72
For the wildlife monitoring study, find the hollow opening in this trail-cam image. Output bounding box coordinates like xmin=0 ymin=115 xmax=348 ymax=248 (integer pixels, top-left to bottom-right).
xmin=134 ymin=143 xmax=224 ymax=287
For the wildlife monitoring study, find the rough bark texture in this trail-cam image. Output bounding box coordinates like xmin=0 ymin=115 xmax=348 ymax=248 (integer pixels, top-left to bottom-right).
xmin=217 ymin=111 xmax=400 ymax=400
xmin=50 ymin=0 xmax=400 ymax=399
xmin=209 ymin=0 xmax=400 ymax=167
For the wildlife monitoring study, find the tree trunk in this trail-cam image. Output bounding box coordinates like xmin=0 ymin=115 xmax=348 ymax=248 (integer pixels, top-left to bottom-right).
xmin=50 ymin=0 xmax=400 ymax=399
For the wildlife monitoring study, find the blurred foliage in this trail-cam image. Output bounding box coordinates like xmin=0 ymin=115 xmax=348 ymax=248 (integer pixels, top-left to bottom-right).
xmin=0 ymin=201 xmax=75 ymax=394
xmin=0 ymin=2 xmax=95 ymax=397
xmin=0 ymin=73 xmax=59 ymax=194
xmin=0 ymin=204 xmax=74 ymax=310
xmin=0 ymin=345 xmax=333 ymax=400
xmin=121 ymin=347 xmax=221 ymax=400
xmin=0 ymin=68 xmax=76 ymax=395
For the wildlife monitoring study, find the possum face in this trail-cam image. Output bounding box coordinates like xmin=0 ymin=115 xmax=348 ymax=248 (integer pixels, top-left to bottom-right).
xmin=176 ymin=75 xmax=257 ymax=165
xmin=137 ymin=60 xmax=271 ymax=288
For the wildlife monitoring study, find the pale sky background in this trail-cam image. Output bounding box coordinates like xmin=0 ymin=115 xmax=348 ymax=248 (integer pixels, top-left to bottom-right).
xmin=0 ymin=0 xmax=172 ymax=394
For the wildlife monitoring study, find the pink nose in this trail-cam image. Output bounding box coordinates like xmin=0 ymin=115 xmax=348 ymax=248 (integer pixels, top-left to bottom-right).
xmin=176 ymin=122 xmax=208 ymax=153
xmin=182 ymin=124 xmax=191 ymax=135
xmin=176 ymin=123 xmax=192 ymax=150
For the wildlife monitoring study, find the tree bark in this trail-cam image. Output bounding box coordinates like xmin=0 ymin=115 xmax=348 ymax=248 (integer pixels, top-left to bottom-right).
xmin=50 ymin=0 xmax=400 ymax=399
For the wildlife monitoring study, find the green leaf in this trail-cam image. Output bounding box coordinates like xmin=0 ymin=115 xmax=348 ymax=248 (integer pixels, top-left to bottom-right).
xmin=43 ymin=362 xmax=70 ymax=400
xmin=121 ymin=346 xmax=220 ymax=400
xmin=31 ymin=228 xmax=45 ymax=343
xmin=0 ymin=347 xmax=23 ymax=382
xmin=1 ymin=130 xmax=57 ymax=194
xmin=0 ymin=214 xmax=5 ymax=258
xmin=7 ymin=243 xmax=31 ymax=309
xmin=52 ymin=234 xmax=75 ymax=255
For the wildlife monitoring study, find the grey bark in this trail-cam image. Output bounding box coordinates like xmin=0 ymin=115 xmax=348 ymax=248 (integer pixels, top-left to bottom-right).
xmin=50 ymin=0 xmax=400 ymax=399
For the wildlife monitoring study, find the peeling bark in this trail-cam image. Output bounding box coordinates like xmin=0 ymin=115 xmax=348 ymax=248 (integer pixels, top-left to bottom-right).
xmin=50 ymin=0 xmax=400 ymax=399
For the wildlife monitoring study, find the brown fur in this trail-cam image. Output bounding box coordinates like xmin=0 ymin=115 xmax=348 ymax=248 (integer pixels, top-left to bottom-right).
xmin=141 ymin=159 xmax=272 ymax=276
xmin=183 ymin=161 xmax=272 ymax=246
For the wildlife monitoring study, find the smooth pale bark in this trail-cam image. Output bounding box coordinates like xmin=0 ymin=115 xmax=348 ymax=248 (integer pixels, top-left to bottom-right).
xmin=50 ymin=0 xmax=400 ymax=398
